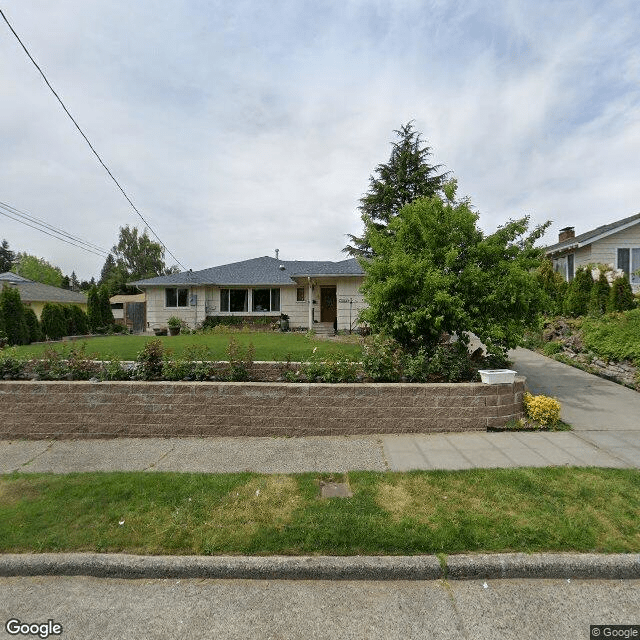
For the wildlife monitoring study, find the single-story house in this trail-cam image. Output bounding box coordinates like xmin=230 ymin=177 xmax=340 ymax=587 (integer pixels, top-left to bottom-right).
xmin=0 ymin=272 xmax=88 ymax=319
xmin=129 ymin=255 xmax=367 ymax=332
xmin=545 ymin=213 xmax=640 ymax=291
xmin=109 ymin=293 xmax=146 ymax=332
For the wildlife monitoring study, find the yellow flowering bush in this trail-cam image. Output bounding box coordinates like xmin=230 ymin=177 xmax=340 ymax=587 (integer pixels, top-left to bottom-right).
xmin=523 ymin=392 xmax=561 ymax=427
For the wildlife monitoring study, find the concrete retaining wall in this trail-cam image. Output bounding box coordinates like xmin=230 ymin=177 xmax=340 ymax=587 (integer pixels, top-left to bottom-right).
xmin=0 ymin=379 xmax=525 ymax=439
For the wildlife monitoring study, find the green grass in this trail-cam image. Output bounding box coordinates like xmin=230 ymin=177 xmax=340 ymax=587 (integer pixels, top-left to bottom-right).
xmin=12 ymin=332 xmax=362 ymax=362
xmin=1 ymin=468 xmax=638 ymax=555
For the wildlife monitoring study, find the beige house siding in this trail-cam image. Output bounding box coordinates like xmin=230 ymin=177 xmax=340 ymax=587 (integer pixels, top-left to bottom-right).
xmin=143 ymin=277 xmax=366 ymax=331
xmin=588 ymin=225 xmax=640 ymax=270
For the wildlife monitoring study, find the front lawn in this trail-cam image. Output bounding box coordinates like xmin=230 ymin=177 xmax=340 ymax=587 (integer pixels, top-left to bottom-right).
xmin=11 ymin=332 xmax=362 ymax=362
xmin=1 ymin=468 xmax=638 ymax=555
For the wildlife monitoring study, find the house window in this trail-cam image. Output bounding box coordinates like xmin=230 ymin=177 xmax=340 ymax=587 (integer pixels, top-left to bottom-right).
xmin=252 ymin=288 xmax=280 ymax=312
xmin=166 ymin=287 xmax=189 ymax=307
xmin=552 ymin=255 xmax=574 ymax=282
xmin=296 ymin=287 xmax=305 ymax=302
xmin=617 ymin=248 xmax=640 ymax=284
xmin=220 ymin=289 xmax=248 ymax=312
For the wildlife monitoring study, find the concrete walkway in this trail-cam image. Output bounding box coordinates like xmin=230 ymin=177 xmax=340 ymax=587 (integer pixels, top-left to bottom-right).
xmin=1 ymin=429 xmax=639 ymax=474
xmin=509 ymin=347 xmax=640 ymax=431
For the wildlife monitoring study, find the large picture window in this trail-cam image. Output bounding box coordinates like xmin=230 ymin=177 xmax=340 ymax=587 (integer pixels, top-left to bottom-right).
xmin=252 ymin=288 xmax=280 ymax=312
xmin=617 ymin=248 xmax=640 ymax=284
xmin=165 ymin=287 xmax=189 ymax=307
xmin=220 ymin=289 xmax=248 ymax=312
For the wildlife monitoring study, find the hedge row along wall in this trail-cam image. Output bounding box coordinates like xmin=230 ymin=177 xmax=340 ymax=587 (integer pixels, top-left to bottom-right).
xmin=0 ymin=379 xmax=525 ymax=439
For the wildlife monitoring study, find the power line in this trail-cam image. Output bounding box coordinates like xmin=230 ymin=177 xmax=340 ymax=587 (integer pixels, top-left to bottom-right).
xmin=0 ymin=7 xmax=187 ymax=271
xmin=0 ymin=206 xmax=109 ymax=258
xmin=0 ymin=201 xmax=109 ymax=254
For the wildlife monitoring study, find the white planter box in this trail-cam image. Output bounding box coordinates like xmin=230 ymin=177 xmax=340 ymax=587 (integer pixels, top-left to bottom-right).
xmin=478 ymin=369 xmax=517 ymax=384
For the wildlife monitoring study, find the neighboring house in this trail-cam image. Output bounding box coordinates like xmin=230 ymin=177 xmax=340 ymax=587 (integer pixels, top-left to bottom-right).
xmin=0 ymin=272 xmax=88 ymax=319
xmin=129 ymin=255 xmax=366 ymax=332
xmin=109 ymin=293 xmax=146 ymax=333
xmin=545 ymin=213 xmax=640 ymax=292
xmin=0 ymin=271 xmax=87 ymax=320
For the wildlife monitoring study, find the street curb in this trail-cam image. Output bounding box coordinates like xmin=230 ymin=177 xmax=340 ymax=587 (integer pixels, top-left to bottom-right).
xmin=0 ymin=553 xmax=638 ymax=581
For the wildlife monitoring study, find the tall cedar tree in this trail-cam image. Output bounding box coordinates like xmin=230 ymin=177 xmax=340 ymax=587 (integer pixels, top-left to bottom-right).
xmin=40 ymin=303 xmax=67 ymax=340
xmin=589 ymin=270 xmax=610 ymax=315
xmin=344 ymin=122 xmax=449 ymax=257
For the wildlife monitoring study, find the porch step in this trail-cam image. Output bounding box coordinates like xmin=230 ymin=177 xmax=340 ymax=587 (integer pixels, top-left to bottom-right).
xmin=313 ymin=322 xmax=335 ymax=336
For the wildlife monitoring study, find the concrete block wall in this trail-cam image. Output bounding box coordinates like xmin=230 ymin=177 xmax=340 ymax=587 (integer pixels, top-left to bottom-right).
xmin=0 ymin=379 xmax=524 ymax=439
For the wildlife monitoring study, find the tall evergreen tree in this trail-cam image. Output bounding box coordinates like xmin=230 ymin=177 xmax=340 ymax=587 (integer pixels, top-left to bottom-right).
xmin=344 ymin=122 xmax=449 ymax=257
xmin=70 ymin=271 xmax=80 ymax=291
xmin=0 ymin=285 xmax=29 ymax=345
xmin=0 ymin=239 xmax=14 ymax=272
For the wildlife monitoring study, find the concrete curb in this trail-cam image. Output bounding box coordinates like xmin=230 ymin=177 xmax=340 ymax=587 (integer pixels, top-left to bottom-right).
xmin=0 ymin=553 xmax=638 ymax=581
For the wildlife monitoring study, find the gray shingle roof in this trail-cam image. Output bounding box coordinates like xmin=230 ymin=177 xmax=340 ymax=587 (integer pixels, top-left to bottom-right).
xmin=0 ymin=274 xmax=88 ymax=304
xmin=129 ymin=256 xmax=365 ymax=287
xmin=545 ymin=212 xmax=640 ymax=254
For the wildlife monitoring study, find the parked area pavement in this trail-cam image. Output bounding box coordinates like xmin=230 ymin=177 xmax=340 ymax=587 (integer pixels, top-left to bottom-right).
xmin=1 ymin=429 xmax=639 ymax=474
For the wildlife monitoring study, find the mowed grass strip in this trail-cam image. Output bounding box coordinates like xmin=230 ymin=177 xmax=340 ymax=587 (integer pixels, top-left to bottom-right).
xmin=12 ymin=332 xmax=362 ymax=362
xmin=1 ymin=468 xmax=639 ymax=555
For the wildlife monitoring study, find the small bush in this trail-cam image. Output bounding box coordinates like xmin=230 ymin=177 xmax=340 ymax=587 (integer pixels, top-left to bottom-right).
xmin=523 ymin=392 xmax=561 ymax=427
xmin=136 ymin=339 xmax=165 ymax=380
xmin=224 ymin=337 xmax=255 ymax=381
xmin=0 ymin=347 xmax=28 ymax=378
xmin=542 ymin=341 xmax=563 ymax=356
xmin=29 ymin=347 xmax=68 ymax=380
xmin=302 ymin=351 xmax=360 ymax=383
xmin=588 ymin=270 xmax=610 ymax=316
xmin=99 ymin=355 xmax=133 ymax=381
xmin=361 ymin=334 xmax=404 ymax=381
xmin=608 ymin=275 xmax=635 ymax=312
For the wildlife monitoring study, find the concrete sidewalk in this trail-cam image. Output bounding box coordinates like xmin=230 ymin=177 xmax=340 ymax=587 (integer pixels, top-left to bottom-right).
xmin=1 ymin=430 xmax=638 ymax=474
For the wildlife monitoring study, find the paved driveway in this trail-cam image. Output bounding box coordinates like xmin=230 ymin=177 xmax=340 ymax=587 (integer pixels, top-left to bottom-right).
xmin=509 ymin=347 xmax=640 ymax=431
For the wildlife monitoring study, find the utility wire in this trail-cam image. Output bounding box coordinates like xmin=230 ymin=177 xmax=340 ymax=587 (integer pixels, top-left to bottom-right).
xmin=0 ymin=7 xmax=186 ymax=271
xmin=0 ymin=200 xmax=109 ymax=254
xmin=0 ymin=207 xmax=109 ymax=258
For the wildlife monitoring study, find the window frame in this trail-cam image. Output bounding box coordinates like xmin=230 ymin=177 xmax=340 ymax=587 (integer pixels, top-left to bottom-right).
xmin=165 ymin=287 xmax=189 ymax=308
xmin=617 ymin=247 xmax=640 ymax=284
xmin=296 ymin=287 xmax=305 ymax=302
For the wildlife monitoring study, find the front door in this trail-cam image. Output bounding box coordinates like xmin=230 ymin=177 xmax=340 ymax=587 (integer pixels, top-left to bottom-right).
xmin=320 ymin=287 xmax=337 ymax=324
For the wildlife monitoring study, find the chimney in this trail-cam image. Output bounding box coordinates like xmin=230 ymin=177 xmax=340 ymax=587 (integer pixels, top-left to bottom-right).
xmin=275 ymin=249 xmax=279 ymax=260
xmin=558 ymin=227 xmax=575 ymax=242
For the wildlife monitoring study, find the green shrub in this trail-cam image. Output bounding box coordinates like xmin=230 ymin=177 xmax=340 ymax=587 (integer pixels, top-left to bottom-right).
xmin=581 ymin=309 xmax=640 ymax=363
xmin=63 ymin=304 xmax=90 ymax=336
xmin=23 ymin=307 xmax=42 ymax=343
xmin=535 ymin=259 xmax=567 ymax=316
xmin=588 ymin=270 xmax=610 ymax=316
xmin=542 ymin=341 xmax=563 ymax=356
xmin=564 ymin=267 xmax=593 ymax=317
xmin=87 ymin=287 xmax=101 ymax=331
xmin=302 ymin=352 xmax=360 ymax=383
xmin=0 ymin=285 xmax=29 ymax=345
xmin=360 ymin=334 xmax=404 ymax=381
xmin=0 ymin=347 xmax=28 ymax=378
xmin=607 ymin=275 xmax=635 ymax=312
xmin=99 ymin=355 xmax=133 ymax=381
xmin=224 ymin=337 xmax=255 ymax=381
xmin=29 ymin=347 xmax=68 ymax=380
xmin=135 ymin=339 xmax=165 ymax=380
xmin=40 ymin=303 xmax=67 ymax=340
xmin=64 ymin=344 xmax=100 ymax=380
xmin=402 ymin=341 xmax=477 ymax=383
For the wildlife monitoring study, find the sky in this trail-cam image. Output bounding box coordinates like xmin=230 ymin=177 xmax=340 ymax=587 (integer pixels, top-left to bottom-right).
xmin=1 ymin=0 xmax=639 ymax=281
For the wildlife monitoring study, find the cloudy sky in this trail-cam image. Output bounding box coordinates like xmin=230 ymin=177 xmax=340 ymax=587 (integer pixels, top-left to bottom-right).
xmin=1 ymin=0 xmax=639 ymax=280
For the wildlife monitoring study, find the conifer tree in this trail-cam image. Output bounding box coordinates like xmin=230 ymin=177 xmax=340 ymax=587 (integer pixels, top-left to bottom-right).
xmin=344 ymin=122 xmax=449 ymax=257
xmin=588 ymin=270 xmax=610 ymax=315
xmin=607 ymin=275 xmax=635 ymax=312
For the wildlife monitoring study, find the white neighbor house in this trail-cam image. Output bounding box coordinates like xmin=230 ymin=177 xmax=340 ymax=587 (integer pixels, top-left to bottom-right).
xmin=129 ymin=255 xmax=367 ymax=332
xmin=545 ymin=213 xmax=640 ymax=292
